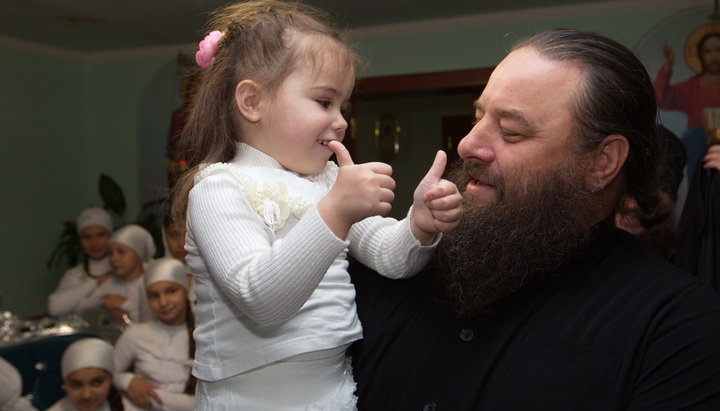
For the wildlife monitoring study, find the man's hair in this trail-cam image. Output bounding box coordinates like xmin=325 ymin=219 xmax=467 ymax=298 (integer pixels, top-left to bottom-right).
xmin=513 ymin=28 xmax=663 ymax=223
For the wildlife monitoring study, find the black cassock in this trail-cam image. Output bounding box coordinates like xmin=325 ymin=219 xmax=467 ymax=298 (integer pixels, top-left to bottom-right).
xmin=675 ymin=151 xmax=720 ymax=289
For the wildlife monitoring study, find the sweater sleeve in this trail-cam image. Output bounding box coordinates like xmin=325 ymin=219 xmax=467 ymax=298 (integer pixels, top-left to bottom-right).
xmin=113 ymin=328 xmax=138 ymax=391
xmin=72 ymin=279 xmax=106 ymax=314
xmin=47 ymin=266 xmax=97 ymax=316
xmin=187 ymin=172 xmax=349 ymax=325
xmin=348 ymin=206 xmax=438 ymax=279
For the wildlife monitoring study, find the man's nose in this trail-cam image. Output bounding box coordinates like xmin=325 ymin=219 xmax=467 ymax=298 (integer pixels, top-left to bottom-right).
xmin=457 ymin=121 xmax=496 ymax=164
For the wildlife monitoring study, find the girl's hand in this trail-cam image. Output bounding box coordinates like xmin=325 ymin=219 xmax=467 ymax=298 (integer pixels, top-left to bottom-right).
xmin=704 ymin=145 xmax=720 ymax=171
xmin=318 ymin=141 xmax=395 ymax=239
xmin=94 ymin=273 xmax=111 ymax=285
xmin=101 ymin=294 xmax=127 ymax=310
xmin=410 ymin=150 xmax=463 ymax=245
xmin=125 ymin=377 xmax=163 ymax=408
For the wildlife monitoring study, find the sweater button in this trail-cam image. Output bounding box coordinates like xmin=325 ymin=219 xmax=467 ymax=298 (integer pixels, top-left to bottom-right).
xmin=460 ymin=328 xmax=474 ymax=342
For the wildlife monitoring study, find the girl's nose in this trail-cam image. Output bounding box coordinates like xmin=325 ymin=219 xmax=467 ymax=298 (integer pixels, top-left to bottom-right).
xmin=334 ymin=111 xmax=348 ymax=134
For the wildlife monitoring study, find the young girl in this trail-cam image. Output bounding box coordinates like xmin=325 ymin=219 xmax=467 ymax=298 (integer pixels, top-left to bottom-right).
xmin=172 ymin=1 xmax=462 ymax=408
xmin=161 ymin=213 xmax=195 ymax=312
xmin=48 ymin=338 xmax=126 ymax=411
xmin=113 ymin=258 xmax=195 ymax=411
xmin=75 ymin=225 xmax=156 ymax=324
xmin=48 ymin=207 xmax=114 ymax=317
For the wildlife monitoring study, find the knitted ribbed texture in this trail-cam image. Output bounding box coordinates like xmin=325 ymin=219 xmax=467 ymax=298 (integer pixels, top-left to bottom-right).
xmin=186 ymin=143 xmax=436 ymax=380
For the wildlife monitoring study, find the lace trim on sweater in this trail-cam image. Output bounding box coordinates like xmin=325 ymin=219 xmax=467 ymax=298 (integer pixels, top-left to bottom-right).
xmin=195 ymin=162 xmax=338 ymax=231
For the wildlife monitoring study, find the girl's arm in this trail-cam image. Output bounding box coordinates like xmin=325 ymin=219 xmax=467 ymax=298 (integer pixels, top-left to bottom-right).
xmin=349 ymin=214 xmax=434 ymax=279
xmin=47 ymin=266 xmax=97 ymax=316
xmin=112 ymin=328 xmax=139 ymax=391
xmin=188 ymin=172 xmax=348 ymax=324
xmin=150 ymin=389 xmax=195 ymax=411
xmin=72 ymin=280 xmax=106 ymax=314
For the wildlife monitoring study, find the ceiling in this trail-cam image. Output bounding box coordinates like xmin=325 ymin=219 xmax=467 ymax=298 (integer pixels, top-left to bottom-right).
xmin=0 ymin=0 xmax=646 ymax=53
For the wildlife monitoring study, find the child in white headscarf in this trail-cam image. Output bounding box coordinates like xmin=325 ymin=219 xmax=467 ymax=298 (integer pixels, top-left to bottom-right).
xmin=113 ymin=258 xmax=195 ymax=411
xmin=48 ymin=207 xmax=114 ymax=317
xmin=75 ymin=225 xmax=156 ymax=324
xmin=48 ymin=338 xmax=127 ymax=411
xmin=0 ymin=357 xmax=36 ymax=411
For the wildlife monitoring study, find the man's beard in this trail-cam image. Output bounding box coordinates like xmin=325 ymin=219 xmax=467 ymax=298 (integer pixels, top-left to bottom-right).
xmin=434 ymin=158 xmax=596 ymax=318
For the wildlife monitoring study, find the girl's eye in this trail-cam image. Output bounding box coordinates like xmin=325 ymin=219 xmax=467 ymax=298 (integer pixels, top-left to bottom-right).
xmin=317 ymin=100 xmax=331 ymax=109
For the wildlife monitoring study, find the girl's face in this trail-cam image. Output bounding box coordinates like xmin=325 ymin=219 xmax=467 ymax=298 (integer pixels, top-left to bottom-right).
xmin=165 ymin=222 xmax=188 ymax=262
xmin=147 ymin=281 xmax=188 ymax=326
xmin=65 ymin=368 xmax=112 ymax=411
xmin=109 ymin=243 xmax=142 ymax=279
xmin=700 ymin=35 xmax=720 ymax=75
xmin=79 ymin=225 xmax=111 ymax=260
xmin=243 ymin=46 xmax=356 ymax=175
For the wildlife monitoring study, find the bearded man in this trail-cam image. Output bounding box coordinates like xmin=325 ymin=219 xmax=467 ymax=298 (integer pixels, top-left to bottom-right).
xmin=349 ymin=28 xmax=720 ymax=410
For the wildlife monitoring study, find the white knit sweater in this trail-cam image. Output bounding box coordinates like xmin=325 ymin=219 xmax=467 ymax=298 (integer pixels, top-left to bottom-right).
xmin=186 ymin=143 xmax=435 ymax=381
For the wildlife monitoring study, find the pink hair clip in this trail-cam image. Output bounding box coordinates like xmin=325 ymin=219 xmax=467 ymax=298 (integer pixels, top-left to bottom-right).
xmin=196 ymin=30 xmax=225 ymax=70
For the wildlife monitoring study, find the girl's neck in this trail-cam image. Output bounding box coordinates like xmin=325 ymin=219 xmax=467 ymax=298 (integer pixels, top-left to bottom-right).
xmin=123 ymin=266 xmax=144 ymax=282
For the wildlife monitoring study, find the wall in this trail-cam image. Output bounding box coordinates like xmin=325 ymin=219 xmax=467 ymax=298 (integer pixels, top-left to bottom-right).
xmin=0 ymin=2 xmax=695 ymax=316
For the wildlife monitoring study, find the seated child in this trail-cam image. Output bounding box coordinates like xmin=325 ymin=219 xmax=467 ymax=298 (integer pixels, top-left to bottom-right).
xmin=0 ymin=357 xmax=36 ymax=411
xmin=113 ymin=258 xmax=195 ymax=411
xmin=48 ymin=207 xmax=114 ymax=317
xmin=75 ymin=225 xmax=156 ymax=324
xmin=47 ymin=338 xmax=127 ymax=411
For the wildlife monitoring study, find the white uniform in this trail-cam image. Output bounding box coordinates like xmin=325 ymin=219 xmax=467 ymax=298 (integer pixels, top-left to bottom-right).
xmin=75 ymin=273 xmax=152 ymax=324
xmin=113 ymin=320 xmax=194 ymax=411
xmin=47 ymin=398 xmax=110 ymax=411
xmin=47 ymin=258 xmax=111 ymax=317
xmin=0 ymin=357 xmax=36 ymax=411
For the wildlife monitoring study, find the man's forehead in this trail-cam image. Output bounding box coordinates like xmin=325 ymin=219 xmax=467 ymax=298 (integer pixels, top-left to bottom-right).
xmin=475 ymin=48 xmax=581 ymax=120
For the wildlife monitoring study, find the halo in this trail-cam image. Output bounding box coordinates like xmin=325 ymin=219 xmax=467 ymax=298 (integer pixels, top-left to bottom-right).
xmin=684 ymin=23 xmax=720 ymax=73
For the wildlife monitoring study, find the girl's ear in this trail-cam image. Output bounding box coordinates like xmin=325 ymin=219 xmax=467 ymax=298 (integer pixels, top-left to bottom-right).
xmin=235 ymin=80 xmax=263 ymax=122
xmin=584 ymin=134 xmax=629 ymax=192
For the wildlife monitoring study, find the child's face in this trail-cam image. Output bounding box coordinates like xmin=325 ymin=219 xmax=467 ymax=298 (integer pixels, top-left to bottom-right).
xmin=65 ymin=368 xmax=112 ymax=411
xmin=79 ymin=225 xmax=111 ymax=260
xmin=147 ymin=281 xmax=188 ymax=326
xmin=246 ymin=53 xmax=355 ymax=175
xmin=166 ymin=222 xmax=188 ymax=262
xmin=109 ymin=243 xmax=142 ymax=278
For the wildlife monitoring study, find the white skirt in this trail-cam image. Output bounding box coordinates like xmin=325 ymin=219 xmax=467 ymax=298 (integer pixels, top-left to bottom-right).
xmin=195 ymin=345 xmax=357 ymax=410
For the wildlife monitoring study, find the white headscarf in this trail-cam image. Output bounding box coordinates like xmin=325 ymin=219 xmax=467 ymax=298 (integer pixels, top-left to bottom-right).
xmin=76 ymin=207 xmax=113 ymax=234
xmin=145 ymin=258 xmax=188 ymax=289
xmin=61 ymin=338 xmax=114 ymax=380
xmin=110 ymin=224 xmax=156 ymax=262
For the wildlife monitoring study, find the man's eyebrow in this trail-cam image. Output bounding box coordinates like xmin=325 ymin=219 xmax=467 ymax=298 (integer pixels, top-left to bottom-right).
xmin=497 ymin=108 xmax=538 ymax=132
xmin=473 ymin=101 xmax=538 ymax=132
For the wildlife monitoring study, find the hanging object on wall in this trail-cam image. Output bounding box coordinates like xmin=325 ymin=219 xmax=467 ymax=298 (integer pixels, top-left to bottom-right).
xmin=634 ymin=2 xmax=720 ymax=173
xmin=374 ymin=112 xmax=401 ymax=163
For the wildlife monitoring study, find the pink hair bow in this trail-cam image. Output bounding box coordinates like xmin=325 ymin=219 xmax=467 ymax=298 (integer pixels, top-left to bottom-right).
xmin=196 ymin=30 xmax=225 ymax=70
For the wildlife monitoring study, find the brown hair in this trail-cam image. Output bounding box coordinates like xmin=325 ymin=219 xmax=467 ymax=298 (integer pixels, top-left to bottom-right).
xmin=513 ymin=29 xmax=663 ymax=222
xmin=171 ymin=0 xmax=357 ymax=224
xmin=183 ymin=298 xmax=197 ymax=394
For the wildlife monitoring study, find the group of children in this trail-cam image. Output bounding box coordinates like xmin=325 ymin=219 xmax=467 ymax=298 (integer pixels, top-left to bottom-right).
xmin=19 ymin=1 xmax=464 ymax=409
xmin=42 ymin=207 xmax=196 ymax=410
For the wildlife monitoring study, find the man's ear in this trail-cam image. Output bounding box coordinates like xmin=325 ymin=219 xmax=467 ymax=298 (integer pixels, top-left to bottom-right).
xmin=235 ymin=80 xmax=263 ymax=123
xmin=585 ymin=134 xmax=629 ymax=192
